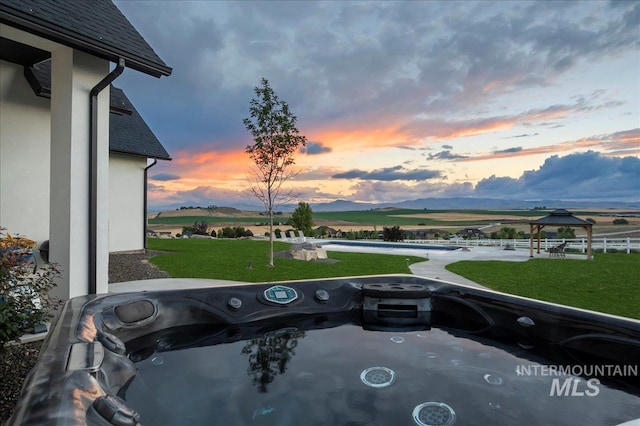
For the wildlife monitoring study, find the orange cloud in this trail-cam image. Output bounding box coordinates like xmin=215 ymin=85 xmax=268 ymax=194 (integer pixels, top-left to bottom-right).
xmin=170 ymin=149 xmax=250 ymax=181
xmin=308 ymin=123 xmax=413 ymax=151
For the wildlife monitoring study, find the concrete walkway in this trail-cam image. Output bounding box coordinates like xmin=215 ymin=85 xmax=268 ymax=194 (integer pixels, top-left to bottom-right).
xmin=109 ymin=277 xmax=250 ymax=293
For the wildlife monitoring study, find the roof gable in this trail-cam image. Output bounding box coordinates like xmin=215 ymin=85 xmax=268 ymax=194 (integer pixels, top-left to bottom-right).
xmin=109 ymin=87 xmax=171 ymax=160
xmin=24 ymin=60 xmax=170 ymax=160
xmin=0 ymin=0 xmax=171 ymax=77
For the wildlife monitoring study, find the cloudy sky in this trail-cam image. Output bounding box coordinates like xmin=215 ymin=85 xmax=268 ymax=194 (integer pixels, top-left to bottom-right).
xmin=113 ymin=0 xmax=640 ymax=210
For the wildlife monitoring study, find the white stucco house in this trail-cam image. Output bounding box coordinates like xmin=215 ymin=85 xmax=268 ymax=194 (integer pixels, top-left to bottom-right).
xmin=0 ymin=0 xmax=172 ymax=299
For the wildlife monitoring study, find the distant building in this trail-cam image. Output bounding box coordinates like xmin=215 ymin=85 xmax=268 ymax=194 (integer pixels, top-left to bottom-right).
xmin=315 ymin=226 xmax=338 ymax=238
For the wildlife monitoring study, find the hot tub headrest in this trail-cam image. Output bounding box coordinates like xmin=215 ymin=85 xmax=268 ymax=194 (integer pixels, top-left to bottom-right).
xmin=114 ymin=300 xmax=155 ymax=324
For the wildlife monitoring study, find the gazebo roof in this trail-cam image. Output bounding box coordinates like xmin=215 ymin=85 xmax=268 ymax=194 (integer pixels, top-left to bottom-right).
xmin=529 ymin=209 xmax=592 ymax=226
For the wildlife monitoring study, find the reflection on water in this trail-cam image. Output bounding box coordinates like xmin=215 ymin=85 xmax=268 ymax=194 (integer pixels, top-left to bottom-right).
xmin=241 ymin=329 xmax=306 ymax=393
xmin=125 ymin=324 xmax=640 ymax=426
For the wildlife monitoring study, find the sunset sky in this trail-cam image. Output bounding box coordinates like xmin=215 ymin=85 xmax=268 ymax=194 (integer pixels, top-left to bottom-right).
xmin=113 ymin=0 xmax=640 ymax=210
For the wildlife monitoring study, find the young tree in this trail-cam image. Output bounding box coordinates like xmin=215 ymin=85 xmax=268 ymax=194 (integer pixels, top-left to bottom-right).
xmin=383 ymin=226 xmax=405 ymax=242
xmin=244 ymin=78 xmax=307 ymax=266
xmin=290 ymin=202 xmax=314 ymax=236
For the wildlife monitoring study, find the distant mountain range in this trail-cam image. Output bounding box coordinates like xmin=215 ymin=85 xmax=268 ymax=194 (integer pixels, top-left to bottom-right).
xmin=150 ymin=197 xmax=639 ymax=213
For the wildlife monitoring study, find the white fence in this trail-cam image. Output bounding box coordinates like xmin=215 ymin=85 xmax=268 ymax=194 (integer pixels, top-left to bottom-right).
xmin=402 ymin=237 xmax=640 ymax=254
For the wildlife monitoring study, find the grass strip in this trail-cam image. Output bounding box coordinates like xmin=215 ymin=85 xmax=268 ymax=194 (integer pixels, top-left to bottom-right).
xmin=446 ymin=253 xmax=640 ymax=319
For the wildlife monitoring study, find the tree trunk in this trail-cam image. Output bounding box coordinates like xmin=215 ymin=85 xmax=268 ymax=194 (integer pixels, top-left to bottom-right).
xmin=268 ymin=210 xmax=274 ymax=267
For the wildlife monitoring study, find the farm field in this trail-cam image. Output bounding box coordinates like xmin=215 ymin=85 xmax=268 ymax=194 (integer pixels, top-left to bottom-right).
xmin=148 ymin=207 xmax=640 ymax=237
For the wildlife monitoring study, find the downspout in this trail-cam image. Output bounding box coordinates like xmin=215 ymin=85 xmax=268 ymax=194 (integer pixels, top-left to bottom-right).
xmin=143 ymin=159 xmax=158 ymax=250
xmin=89 ymin=58 xmax=125 ymax=294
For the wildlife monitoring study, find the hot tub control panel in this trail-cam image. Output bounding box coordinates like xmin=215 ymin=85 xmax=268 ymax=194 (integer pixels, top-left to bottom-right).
xmin=263 ymin=285 xmax=299 ymax=305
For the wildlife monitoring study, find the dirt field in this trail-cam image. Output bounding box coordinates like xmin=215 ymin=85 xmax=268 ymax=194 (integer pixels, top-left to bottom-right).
xmin=149 ymin=207 xmax=262 ymax=219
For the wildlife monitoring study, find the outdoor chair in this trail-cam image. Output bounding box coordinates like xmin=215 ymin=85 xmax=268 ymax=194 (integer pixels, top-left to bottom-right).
xmin=549 ymin=242 xmax=567 ymax=258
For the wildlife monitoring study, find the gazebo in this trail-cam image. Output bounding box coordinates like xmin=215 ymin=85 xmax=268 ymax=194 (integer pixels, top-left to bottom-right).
xmin=529 ymin=209 xmax=593 ymax=259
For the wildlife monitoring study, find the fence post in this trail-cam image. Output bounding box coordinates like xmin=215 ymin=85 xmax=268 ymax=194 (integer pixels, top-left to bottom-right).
xmin=627 ymin=237 xmax=631 ymax=254
xmin=603 ymin=237 xmax=607 ymax=253
xmin=581 ymin=237 xmax=585 ymax=253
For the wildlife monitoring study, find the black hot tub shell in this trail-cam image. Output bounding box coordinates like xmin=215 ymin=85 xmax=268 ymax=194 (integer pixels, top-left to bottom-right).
xmin=9 ymin=275 xmax=640 ymax=425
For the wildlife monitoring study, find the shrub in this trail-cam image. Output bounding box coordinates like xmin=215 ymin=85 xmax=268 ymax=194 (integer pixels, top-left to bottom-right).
xmin=494 ymin=227 xmax=517 ymax=239
xmin=0 ymin=230 xmax=60 ymax=351
xmin=219 ymin=226 xmax=252 ymax=238
xmin=558 ymin=226 xmax=576 ymax=239
xmin=613 ymin=218 xmax=629 ymax=225
xmin=210 ymin=229 xmax=217 ymax=238
xmin=345 ymin=230 xmax=377 ymax=240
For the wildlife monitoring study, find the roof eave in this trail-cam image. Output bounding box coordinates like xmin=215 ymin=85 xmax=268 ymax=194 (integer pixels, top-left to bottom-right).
xmin=110 ymin=149 xmax=172 ymax=161
xmin=0 ymin=10 xmax=172 ymax=78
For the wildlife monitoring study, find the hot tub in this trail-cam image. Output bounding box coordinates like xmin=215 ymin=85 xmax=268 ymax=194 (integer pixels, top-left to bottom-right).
xmin=9 ymin=275 xmax=640 ymax=425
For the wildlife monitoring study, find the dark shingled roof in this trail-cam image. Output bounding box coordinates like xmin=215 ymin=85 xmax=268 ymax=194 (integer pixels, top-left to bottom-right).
xmin=0 ymin=0 xmax=171 ymax=77
xmin=25 ymin=60 xmax=170 ymax=160
xmin=529 ymin=209 xmax=592 ymax=226
xmin=109 ymin=87 xmax=170 ymax=160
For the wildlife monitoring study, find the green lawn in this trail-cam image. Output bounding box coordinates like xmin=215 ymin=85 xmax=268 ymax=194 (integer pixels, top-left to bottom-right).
xmin=146 ymin=239 xmax=639 ymax=319
xmin=446 ymin=253 xmax=640 ymax=319
xmin=147 ymin=238 xmax=425 ymax=282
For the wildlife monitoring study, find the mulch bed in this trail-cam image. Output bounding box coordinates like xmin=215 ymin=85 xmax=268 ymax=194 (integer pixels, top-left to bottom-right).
xmin=108 ymin=250 xmax=169 ymax=283
xmin=0 ymin=251 xmax=168 ymax=423
xmin=0 ymin=341 xmax=42 ymax=424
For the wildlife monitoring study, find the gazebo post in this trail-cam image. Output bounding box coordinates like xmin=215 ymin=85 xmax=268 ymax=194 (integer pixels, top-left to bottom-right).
xmin=587 ymin=225 xmax=593 ymax=260
xmin=529 ymin=224 xmax=534 ymax=258
xmin=537 ymin=225 xmax=542 ymax=254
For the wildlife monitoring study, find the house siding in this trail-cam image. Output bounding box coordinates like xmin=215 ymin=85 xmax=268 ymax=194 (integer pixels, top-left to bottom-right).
xmin=0 ymin=59 xmax=51 ymax=254
xmin=109 ymin=153 xmax=146 ymax=253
